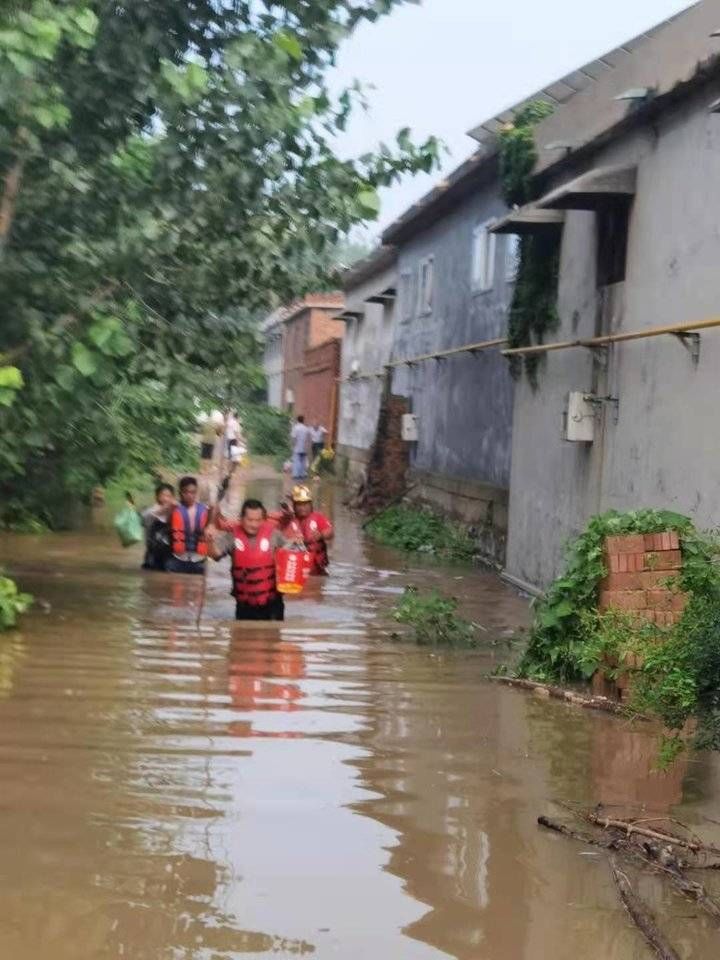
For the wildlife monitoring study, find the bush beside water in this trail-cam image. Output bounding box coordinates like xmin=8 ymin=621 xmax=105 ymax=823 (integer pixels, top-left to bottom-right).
xmin=367 ymin=506 xmax=476 ymax=564
xmin=0 ymin=575 xmax=32 ymax=631
xmin=517 ymin=509 xmax=720 ymax=755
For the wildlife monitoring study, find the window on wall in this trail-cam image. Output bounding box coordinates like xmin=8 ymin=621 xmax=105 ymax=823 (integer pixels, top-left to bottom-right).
xmin=505 ymin=233 xmax=521 ymax=283
xmin=472 ymin=220 xmax=497 ymax=292
xmin=399 ymin=270 xmax=414 ymax=323
xmin=417 ymin=256 xmax=434 ymax=315
xmin=596 ymin=201 xmax=631 ymax=287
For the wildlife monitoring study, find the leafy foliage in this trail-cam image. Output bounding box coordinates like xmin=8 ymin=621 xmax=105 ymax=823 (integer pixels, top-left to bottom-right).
xmin=518 ymin=508 xmax=720 ymax=754
xmin=498 ymin=101 xmax=560 ymax=385
xmin=499 ymin=101 xmax=554 ymax=207
xmin=392 ymin=587 xmax=477 ymax=647
xmin=240 ymin=403 xmax=291 ymax=458
xmin=0 ymin=574 xmax=32 ymax=630
xmin=367 ymin=505 xmax=477 ymax=564
xmin=0 ymin=0 xmax=439 ymax=526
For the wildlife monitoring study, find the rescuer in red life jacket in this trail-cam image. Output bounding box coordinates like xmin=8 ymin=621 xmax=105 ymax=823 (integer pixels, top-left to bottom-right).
xmin=206 ymin=498 xmax=303 ymax=622
xmin=283 ymin=485 xmax=334 ymax=575
xmin=167 ymin=476 xmax=209 ymax=575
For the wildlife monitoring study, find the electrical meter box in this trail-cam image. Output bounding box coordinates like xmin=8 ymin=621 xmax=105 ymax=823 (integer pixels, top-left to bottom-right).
xmin=564 ymin=392 xmax=596 ymax=443
xmin=401 ymin=413 xmax=419 ymax=442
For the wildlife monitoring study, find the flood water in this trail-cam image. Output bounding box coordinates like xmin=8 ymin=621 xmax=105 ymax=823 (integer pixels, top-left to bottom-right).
xmin=1 ymin=475 xmax=720 ymax=959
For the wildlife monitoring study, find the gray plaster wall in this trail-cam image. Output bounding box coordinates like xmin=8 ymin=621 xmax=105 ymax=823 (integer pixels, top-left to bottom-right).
xmin=337 ymin=263 xmax=397 ymax=462
xmin=391 ymin=179 xmax=515 ymax=489
xmin=506 ymin=79 xmax=720 ymax=590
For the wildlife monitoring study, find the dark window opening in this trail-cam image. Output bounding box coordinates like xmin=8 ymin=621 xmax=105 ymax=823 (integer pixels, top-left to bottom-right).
xmin=596 ymin=200 xmax=631 ymax=287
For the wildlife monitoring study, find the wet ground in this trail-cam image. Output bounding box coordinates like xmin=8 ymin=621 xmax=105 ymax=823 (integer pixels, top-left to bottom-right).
xmin=1 ymin=474 xmax=720 ymax=959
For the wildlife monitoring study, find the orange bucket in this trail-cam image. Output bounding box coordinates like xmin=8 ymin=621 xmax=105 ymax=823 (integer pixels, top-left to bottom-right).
xmin=276 ymin=546 xmax=311 ymax=595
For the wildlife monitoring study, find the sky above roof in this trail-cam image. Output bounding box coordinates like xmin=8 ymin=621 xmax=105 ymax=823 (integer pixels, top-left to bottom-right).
xmin=328 ymin=0 xmax=695 ymax=236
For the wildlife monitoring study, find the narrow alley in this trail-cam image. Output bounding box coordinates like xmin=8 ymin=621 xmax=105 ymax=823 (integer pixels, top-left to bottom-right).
xmin=1 ymin=478 xmax=718 ymax=960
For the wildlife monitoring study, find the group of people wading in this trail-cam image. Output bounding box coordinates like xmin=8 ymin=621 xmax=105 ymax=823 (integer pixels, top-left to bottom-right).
xmin=140 ymin=477 xmax=333 ymax=622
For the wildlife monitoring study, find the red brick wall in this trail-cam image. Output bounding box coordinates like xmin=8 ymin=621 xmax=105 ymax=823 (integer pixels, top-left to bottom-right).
xmin=593 ymin=531 xmax=687 ymax=701
xmin=299 ymin=338 xmax=341 ymax=441
xmin=599 ymin=532 xmax=686 ymax=627
xmin=365 ymin=392 xmax=410 ymax=509
xmin=308 ymin=307 xmax=345 ymax=348
xmin=280 ymin=301 xmax=344 ymax=412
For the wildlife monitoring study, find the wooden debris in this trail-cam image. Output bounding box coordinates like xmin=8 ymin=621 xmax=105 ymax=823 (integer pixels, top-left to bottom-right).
xmin=587 ymin=812 xmax=720 ymax=858
xmin=538 ymin=811 xmax=720 ymax=928
xmin=611 ymin=859 xmax=681 ymax=960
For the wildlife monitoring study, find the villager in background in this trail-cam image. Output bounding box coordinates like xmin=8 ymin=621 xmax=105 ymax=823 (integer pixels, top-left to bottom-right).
xmin=167 ymin=476 xmax=209 ymax=575
xmin=141 ymin=482 xmax=176 ymax=571
xmin=206 ymin=498 xmax=303 ymax=621
xmin=224 ymin=409 xmax=241 ymax=459
xmin=311 ymin=422 xmax=327 ymax=460
xmin=291 ymin=415 xmax=312 ymax=480
xmin=284 ymin=485 xmax=334 ymax=575
xmin=198 ymin=413 xmax=221 ymax=462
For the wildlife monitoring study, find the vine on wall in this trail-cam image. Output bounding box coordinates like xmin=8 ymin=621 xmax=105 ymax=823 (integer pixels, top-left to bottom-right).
xmin=498 ymin=101 xmax=559 ymax=386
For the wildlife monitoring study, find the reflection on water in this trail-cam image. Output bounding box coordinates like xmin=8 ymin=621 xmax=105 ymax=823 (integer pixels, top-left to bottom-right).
xmin=0 ymin=481 xmax=719 ymax=959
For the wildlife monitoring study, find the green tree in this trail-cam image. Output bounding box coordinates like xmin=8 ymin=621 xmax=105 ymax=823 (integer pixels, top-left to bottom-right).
xmin=0 ymin=0 xmax=438 ymax=526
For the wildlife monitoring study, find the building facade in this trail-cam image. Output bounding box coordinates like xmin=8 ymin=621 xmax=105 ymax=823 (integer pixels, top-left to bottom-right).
xmin=504 ymin=0 xmax=720 ymax=590
xmin=380 ymin=155 xmax=517 ymax=561
xmin=336 ymin=247 xmax=398 ymax=490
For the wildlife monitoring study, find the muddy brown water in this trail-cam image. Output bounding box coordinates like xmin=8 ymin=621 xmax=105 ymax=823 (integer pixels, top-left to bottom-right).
xmin=1 ymin=477 xmax=720 ymax=959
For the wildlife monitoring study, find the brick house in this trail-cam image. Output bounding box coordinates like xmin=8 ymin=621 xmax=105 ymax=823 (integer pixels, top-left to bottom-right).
xmin=261 ymin=293 xmax=345 ymax=440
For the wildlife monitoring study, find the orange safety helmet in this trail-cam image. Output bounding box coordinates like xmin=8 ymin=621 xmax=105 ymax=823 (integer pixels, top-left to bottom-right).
xmin=291 ymin=484 xmax=313 ymax=503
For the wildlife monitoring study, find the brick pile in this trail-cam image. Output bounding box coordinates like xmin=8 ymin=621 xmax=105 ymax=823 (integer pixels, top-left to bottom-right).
xmin=365 ymin=392 xmax=410 ymax=510
xmin=600 ymin=532 xmax=686 ymax=627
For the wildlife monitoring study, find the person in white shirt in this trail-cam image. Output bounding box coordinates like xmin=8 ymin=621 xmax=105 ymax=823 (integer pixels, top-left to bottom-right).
xmin=311 ymin=423 xmax=328 ymax=460
xmin=224 ymin=409 xmax=240 ymax=458
xmin=290 ymin=415 xmax=312 ymax=480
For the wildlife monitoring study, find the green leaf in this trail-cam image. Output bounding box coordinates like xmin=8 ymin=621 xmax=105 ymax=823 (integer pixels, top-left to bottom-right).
xmin=355 ymin=188 xmax=380 ymax=218
xmin=6 ymin=50 xmax=34 ymax=77
xmin=73 ymin=9 xmax=99 ymax=36
xmin=0 ymin=366 xmax=24 ymax=390
xmin=108 ymin=331 xmax=134 ymax=358
xmin=186 ymin=61 xmax=208 ymax=94
xmin=71 ymin=342 xmax=98 ymax=377
xmin=54 ymin=365 xmax=75 ymax=391
xmin=273 ymin=31 xmax=303 ymax=61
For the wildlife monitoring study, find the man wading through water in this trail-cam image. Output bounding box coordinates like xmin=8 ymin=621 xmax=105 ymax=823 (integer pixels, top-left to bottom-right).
xmin=167 ymin=476 xmax=209 ymax=575
xmin=281 ymin=485 xmax=334 ymax=576
xmin=206 ymin=499 xmax=303 ymax=621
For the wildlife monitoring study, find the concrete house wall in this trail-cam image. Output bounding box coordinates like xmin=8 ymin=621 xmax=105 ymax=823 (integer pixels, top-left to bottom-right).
xmin=385 ymin=168 xmax=516 ymax=559
xmin=337 ymin=255 xmax=398 ymax=487
xmin=506 ymin=70 xmax=720 ymax=590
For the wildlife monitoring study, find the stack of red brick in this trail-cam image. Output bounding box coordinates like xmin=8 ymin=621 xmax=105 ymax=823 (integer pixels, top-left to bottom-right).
xmin=600 ymin=532 xmax=686 ymax=626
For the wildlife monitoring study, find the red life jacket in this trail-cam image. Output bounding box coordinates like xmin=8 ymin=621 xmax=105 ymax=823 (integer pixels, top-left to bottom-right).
xmin=171 ymin=504 xmax=209 ymax=557
xmin=298 ymin=512 xmax=330 ymax=573
xmin=231 ymin=520 xmax=278 ymax=606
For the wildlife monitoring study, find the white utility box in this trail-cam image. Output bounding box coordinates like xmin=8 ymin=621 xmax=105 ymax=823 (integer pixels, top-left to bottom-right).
xmin=401 ymin=413 xmax=419 ymax=442
xmin=564 ymin=392 xmax=596 ymax=443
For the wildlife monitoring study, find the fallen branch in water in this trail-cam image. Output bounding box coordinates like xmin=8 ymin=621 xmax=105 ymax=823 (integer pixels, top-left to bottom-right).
xmin=539 ymin=813 xmax=720 ymax=925
xmin=611 ymin=859 xmax=681 ymax=960
xmin=538 ymin=815 xmax=616 ymax=849
xmin=587 ymin=812 xmax=720 ymax=858
xmin=489 ymin=675 xmax=642 ymax=717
